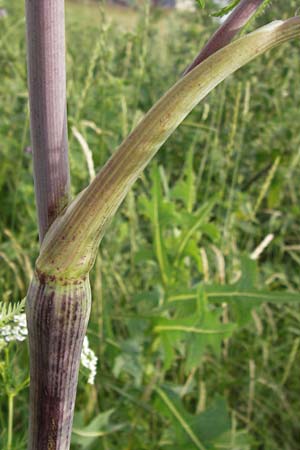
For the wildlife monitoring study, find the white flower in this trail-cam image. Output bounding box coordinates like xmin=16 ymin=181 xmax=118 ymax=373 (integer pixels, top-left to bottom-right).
xmin=81 ymin=336 xmax=98 ymax=385
xmin=0 ymin=313 xmax=28 ymax=343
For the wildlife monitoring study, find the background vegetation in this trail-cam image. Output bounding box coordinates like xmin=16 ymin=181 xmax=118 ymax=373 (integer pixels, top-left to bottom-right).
xmin=1 ymin=0 xmax=300 ymax=448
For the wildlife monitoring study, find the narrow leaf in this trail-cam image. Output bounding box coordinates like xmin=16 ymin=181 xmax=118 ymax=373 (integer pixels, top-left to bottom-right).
xmin=155 ymin=387 xmax=207 ymax=450
xmin=167 ymin=287 xmax=300 ymax=305
xmin=155 ymin=387 xmax=231 ymax=449
xmin=212 ymin=0 xmax=241 ymax=18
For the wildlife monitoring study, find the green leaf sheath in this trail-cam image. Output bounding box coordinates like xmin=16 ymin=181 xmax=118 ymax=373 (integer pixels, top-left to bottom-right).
xmin=36 ymin=18 xmax=300 ymax=282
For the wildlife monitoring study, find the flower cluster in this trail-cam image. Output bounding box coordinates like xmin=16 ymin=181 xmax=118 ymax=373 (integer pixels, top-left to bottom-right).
xmin=81 ymin=336 xmax=98 ymax=385
xmin=0 ymin=313 xmax=27 ymax=343
xmin=0 ymin=312 xmax=98 ymax=384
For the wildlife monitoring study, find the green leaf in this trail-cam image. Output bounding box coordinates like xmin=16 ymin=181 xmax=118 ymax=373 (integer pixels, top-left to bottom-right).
xmin=182 ymin=240 xmax=203 ymax=273
xmin=113 ymin=339 xmax=144 ymax=387
xmin=72 ymin=410 xmax=126 ymax=448
xmin=212 ymin=0 xmax=240 ymax=18
xmin=231 ymin=256 xmax=259 ymax=325
xmin=174 ymin=197 xmax=218 ymax=263
xmin=0 ymin=298 xmax=26 ymax=327
xmin=207 ymin=287 xmax=300 ymax=305
xmin=199 ymin=223 xmax=220 ymax=241
xmin=154 ymin=290 xmax=235 ymax=371
xmin=171 ymin=144 xmax=196 ymax=212
xmin=139 ymin=165 xmax=176 ymax=284
xmin=167 ymin=284 xmax=300 ymax=309
xmin=155 ymin=386 xmax=231 ymax=450
xmin=134 ymin=247 xmax=155 ymax=264
xmin=195 ymin=0 xmax=206 ymax=8
xmin=206 ymin=287 xmax=287 ymax=302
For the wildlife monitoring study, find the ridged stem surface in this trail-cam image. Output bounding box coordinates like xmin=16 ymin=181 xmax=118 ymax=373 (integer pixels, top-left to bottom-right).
xmin=26 ymin=276 xmax=91 ymax=450
xmin=25 ymin=0 xmax=71 ymax=241
xmin=183 ymin=0 xmax=265 ymax=75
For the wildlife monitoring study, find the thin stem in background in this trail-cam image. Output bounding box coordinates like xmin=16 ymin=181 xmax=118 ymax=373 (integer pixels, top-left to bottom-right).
xmin=183 ymin=0 xmax=265 ymax=75
xmin=25 ymin=0 xmax=71 ymax=242
xmin=7 ymin=393 xmax=14 ymax=450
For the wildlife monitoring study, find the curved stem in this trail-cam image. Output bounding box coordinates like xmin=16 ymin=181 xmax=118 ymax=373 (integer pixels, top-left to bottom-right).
xmin=36 ymin=17 xmax=300 ymax=281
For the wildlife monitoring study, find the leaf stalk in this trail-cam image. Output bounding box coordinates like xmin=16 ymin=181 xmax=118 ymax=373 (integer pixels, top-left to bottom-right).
xmin=36 ymin=17 xmax=300 ymax=282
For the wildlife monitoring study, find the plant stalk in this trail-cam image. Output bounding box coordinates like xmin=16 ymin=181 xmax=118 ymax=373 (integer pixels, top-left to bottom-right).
xmin=23 ymin=2 xmax=300 ymax=447
xmin=7 ymin=393 xmax=14 ymax=450
xmin=26 ymin=275 xmax=91 ymax=449
xmin=36 ymin=17 xmax=300 ymax=282
xmin=183 ymin=0 xmax=265 ymax=75
xmin=25 ymin=1 xmax=85 ymax=448
xmin=25 ymin=0 xmax=71 ymax=242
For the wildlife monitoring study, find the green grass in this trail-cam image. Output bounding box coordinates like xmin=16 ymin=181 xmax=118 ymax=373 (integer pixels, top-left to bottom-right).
xmin=66 ymin=1 xmax=139 ymax=30
xmin=1 ymin=1 xmax=300 ymax=449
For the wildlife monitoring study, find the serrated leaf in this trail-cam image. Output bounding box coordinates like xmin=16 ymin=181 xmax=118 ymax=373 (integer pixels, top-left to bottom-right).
xmin=0 ymin=298 xmax=26 ymax=327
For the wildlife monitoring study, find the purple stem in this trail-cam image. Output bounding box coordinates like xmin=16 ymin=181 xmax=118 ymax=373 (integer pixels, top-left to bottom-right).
xmin=26 ymin=276 xmax=91 ymax=450
xmin=183 ymin=0 xmax=265 ymax=75
xmin=25 ymin=0 xmax=71 ymax=242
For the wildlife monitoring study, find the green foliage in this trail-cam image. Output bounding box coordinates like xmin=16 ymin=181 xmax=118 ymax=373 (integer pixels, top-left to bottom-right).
xmin=72 ymin=410 xmax=126 ymax=449
xmin=0 ymin=298 xmax=25 ymax=328
xmin=155 ymin=387 xmax=233 ymax=450
xmin=195 ymin=0 xmax=206 ymax=9
xmin=212 ymin=0 xmax=241 ymax=18
xmin=154 ymin=289 xmax=236 ymax=372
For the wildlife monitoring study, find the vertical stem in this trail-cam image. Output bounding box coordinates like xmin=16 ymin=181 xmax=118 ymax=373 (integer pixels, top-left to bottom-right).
xmin=7 ymin=394 xmax=14 ymax=450
xmin=183 ymin=0 xmax=265 ymax=75
xmin=25 ymin=1 xmax=82 ymax=448
xmin=25 ymin=0 xmax=70 ymax=242
xmin=26 ymin=275 xmax=91 ymax=450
